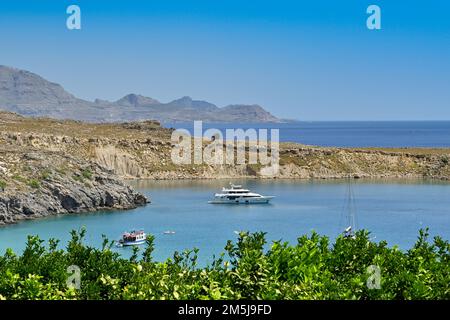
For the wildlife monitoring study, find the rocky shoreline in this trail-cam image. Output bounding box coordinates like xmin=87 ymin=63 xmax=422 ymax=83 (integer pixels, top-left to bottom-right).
xmin=0 ymin=142 xmax=148 ymax=226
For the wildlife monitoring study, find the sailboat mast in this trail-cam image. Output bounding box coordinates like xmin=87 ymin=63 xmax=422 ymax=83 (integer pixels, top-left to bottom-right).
xmin=346 ymin=177 xmax=357 ymax=232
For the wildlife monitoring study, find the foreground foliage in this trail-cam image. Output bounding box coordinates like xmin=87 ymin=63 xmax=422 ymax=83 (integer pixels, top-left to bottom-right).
xmin=0 ymin=228 xmax=449 ymax=300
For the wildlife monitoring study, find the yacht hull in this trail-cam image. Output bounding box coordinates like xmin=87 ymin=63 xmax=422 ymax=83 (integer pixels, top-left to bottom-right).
xmin=119 ymin=240 xmax=146 ymax=246
xmin=208 ymin=196 xmax=274 ymax=204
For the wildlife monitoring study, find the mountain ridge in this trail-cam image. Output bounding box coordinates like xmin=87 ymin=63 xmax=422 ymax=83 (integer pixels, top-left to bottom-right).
xmin=0 ymin=65 xmax=281 ymax=123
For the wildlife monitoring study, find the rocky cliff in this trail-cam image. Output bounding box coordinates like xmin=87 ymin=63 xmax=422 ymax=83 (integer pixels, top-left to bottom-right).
xmin=0 ymin=113 xmax=150 ymax=225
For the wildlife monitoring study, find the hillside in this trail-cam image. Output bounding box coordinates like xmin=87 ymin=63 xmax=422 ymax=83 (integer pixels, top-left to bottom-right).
xmin=0 ymin=65 xmax=280 ymax=123
xmin=1 ymin=110 xmax=450 ymax=180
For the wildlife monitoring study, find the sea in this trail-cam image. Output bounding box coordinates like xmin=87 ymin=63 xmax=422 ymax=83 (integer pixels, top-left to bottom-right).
xmin=163 ymin=121 xmax=450 ymax=148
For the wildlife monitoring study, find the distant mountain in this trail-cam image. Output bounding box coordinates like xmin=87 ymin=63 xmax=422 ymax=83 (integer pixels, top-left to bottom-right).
xmin=165 ymin=96 xmax=218 ymax=112
xmin=217 ymin=104 xmax=279 ymax=123
xmin=114 ymin=93 xmax=160 ymax=107
xmin=0 ymin=65 xmax=86 ymax=116
xmin=0 ymin=65 xmax=281 ymax=123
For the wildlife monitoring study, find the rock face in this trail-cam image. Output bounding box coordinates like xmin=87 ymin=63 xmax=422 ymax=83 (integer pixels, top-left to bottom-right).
xmin=0 ymin=175 xmax=147 ymax=225
xmin=0 ymin=65 xmax=280 ymax=123
xmin=0 ymin=112 xmax=150 ymax=225
xmin=0 ymin=157 xmax=148 ymax=225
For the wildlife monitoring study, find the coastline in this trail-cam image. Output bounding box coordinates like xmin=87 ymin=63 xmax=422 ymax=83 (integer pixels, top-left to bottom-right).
xmin=1 ymin=111 xmax=450 ymax=226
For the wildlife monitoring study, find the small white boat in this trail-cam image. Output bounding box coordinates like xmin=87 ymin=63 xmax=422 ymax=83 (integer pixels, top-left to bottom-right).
xmin=208 ymin=183 xmax=274 ymax=204
xmin=118 ymin=230 xmax=146 ymax=246
xmin=343 ymin=226 xmax=356 ymax=239
xmin=163 ymin=230 xmax=176 ymax=235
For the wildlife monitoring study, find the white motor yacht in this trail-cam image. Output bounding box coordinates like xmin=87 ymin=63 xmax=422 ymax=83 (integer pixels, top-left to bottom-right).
xmin=208 ymin=183 xmax=274 ymax=204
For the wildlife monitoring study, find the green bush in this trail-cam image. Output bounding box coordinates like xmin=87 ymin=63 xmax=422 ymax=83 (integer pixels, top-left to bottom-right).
xmin=27 ymin=179 xmax=40 ymax=189
xmin=0 ymin=228 xmax=448 ymax=300
xmin=81 ymin=169 xmax=93 ymax=180
xmin=72 ymin=169 xmax=93 ymax=183
xmin=40 ymin=169 xmax=52 ymax=180
xmin=12 ymin=175 xmax=27 ymax=183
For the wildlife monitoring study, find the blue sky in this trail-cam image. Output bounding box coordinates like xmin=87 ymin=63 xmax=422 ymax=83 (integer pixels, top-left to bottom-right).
xmin=0 ymin=0 xmax=449 ymax=120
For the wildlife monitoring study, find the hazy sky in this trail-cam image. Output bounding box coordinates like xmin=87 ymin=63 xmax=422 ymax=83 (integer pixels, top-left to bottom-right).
xmin=0 ymin=0 xmax=449 ymax=120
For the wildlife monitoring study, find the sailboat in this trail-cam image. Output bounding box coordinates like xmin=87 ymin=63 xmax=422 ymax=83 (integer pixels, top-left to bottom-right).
xmin=341 ymin=177 xmax=358 ymax=239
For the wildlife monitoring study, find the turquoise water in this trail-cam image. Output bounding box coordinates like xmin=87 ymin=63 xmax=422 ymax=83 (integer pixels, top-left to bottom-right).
xmin=0 ymin=179 xmax=449 ymax=264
